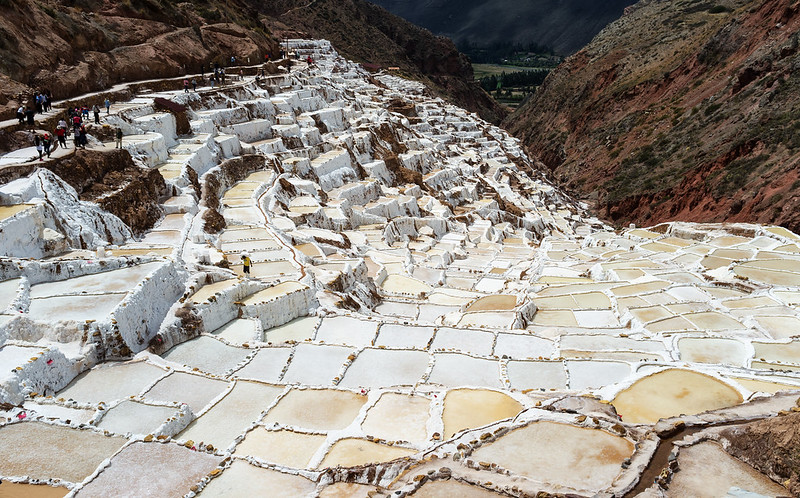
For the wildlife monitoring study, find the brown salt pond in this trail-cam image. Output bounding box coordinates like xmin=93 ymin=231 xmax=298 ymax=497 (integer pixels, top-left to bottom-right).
xmin=443 ymin=389 xmax=522 ymax=439
xmin=465 ymin=295 xmax=517 ymax=312
xmin=198 ymin=460 xmax=316 ymax=497
xmin=75 ymin=442 xmax=221 ymax=497
xmin=612 ymin=369 xmax=743 ymax=424
xmin=732 ymin=377 xmax=800 ymax=394
xmin=189 ymin=279 xmax=238 ymax=304
xmin=0 ymin=482 xmax=67 ymax=498
xmin=381 ymin=274 xmax=432 ymax=295
xmin=318 ymin=438 xmax=416 ymax=468
xmin=262 ymin=389 xmax=367 ymax=431
xmin=234 ymin=428 xmax=325 ymax=468
xmin=0 ymin=203 xmax=34 ymax=221
xmin=0 ymin=422 xmax=125 ymax=483
xmin=472 ymin=421 xmax=633 ymax=492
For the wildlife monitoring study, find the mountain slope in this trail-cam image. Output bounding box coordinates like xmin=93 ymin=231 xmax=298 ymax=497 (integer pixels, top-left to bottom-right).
xmin=369 ymin=0 xmax=635 ymax=55
xmin=506 ymin=0 xmax=800 ymax=231
xmin=0 ymin=0 xmax=503 ymax=124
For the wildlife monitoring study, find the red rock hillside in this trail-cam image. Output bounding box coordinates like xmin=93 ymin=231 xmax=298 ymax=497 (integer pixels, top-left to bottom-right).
xmin=506 ymin=0 xmax=800 ymax=232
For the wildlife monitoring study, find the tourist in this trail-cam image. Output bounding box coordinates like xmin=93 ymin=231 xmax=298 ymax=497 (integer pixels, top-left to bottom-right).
xmin=42 ymin=132 xmax=52 ymax=158
xmin=81 ymin=106 xmax=89 ymax=122
xmin=78 ymin=123 xmax=87 ymax=149
xmin=184 ymin=79 xmax=190 ymax=93
xmin=25 ymin=106 xmax=35 ymax=126
xmin=44 ymin=90 xmax=52 ymax=111
xmin=55 ymin=125 xmax=67 ymax=149
xmin=35 ymin=93 xmax=43 ymax=114
xmin=104 ymin=98 xmax=111 ymax=114
xmin=73 ymin=125 xmax=81 ymax=148
xmin=92 ymin=104 xmax=100 ymax=124
xmin=230 ymin=55 xmax=236 ymax=66
xmin=34 ymin=133 xmax=43 ymax=161
xmin=210 ymin=76 xmax=215 ymax=89
xmin=241 ymin=253 xmax=251 ymax=278
xmin=307 ymin=55 xmax=313 ymax=66
xmin=191 ymin=78 xmax=197 ymax=91
xmin=16 ymin=105 xmax=24 ymax=124
xmin=115 ymin=127 xmax=123 ymax=149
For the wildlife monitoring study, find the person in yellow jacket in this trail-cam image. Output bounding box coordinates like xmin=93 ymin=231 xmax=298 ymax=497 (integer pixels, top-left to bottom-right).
xmin=241 ymin=253 xmax=251 ymax=278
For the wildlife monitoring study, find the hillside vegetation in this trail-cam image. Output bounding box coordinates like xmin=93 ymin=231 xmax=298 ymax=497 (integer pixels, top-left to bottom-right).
xmin=506 ymin=0 xmax=800 ymax=232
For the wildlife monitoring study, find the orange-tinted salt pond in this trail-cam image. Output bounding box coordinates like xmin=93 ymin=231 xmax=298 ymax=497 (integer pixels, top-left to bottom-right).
xmin=613 ymin=369 xmax=743 ymax=424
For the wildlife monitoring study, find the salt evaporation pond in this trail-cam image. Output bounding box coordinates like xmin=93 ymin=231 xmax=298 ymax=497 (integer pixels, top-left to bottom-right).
xmin=443 ymin=389 xmax=522 ymax=439
xmin=199 ymin=460 xmax=316 ymax=497
xmin=613 ymin=369 xmax=743 ymax=423
xmin=319 ymin=438 xmax=416 ymax=468
xmin=234 ymin=428 xmax=326 ymax=468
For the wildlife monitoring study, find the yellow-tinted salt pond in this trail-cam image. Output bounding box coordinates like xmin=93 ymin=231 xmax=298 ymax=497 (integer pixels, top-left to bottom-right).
xmin=612 ymin=369 xmax=743 ymax=424
xmin=199 ymin=460 xmax=316 ymax=497
xmin=0 ymin=482 xmax=67 ymax=498
xmin=381 ymin=274 xmax=432 ymax=295
xmin=242 ymin=281 xmax=307 ymax=304
xmin=443 ymin=389 xmax=522 ymax=439
xmin=361 ymin=393 xmax=430 ymax=445
xmin=472 ymin=421 xmax=633 ymax=491
xmin=0 ymin=203 xmax=34 ymax=221
xmin=263 ymin=389 xmax=367 ymax=431
xmin=407 ymin=479 xmax=501 ymax=497
xmin=732 ymin=377 xmax=800 ymax=394
xmin=189 ymin=279 xmax=237 ymax=303
xmin=263 ymin=316 xmax=319 ymax=343
xmin=465 ymin=295 xmax=517 ymax=312
xmin=319 ymin=439 xmax=416 ymax=468
xmin=234 ymin=428 xmax=325 ymax=468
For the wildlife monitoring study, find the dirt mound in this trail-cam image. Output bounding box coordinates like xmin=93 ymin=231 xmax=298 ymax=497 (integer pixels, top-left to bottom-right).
xmin=44 ymin=148 xmax=168 ymax=234
xmin=719 ymin=409 xmax=800 ymax=496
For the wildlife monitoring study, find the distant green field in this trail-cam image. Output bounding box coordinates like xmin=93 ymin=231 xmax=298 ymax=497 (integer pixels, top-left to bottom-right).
xmin=472 ymin=64 xmax=527 ymax=80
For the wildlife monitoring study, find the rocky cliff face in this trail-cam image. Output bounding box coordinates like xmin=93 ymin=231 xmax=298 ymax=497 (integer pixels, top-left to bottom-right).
xmin=506 ymin=0 xmax=800 ymax=232
xmin=0 ymin=0 xmax=502 ymax=124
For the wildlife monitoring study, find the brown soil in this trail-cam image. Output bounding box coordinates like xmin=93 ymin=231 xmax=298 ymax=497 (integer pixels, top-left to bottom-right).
xmin=719 ymin=410 xmax=800 ymax=496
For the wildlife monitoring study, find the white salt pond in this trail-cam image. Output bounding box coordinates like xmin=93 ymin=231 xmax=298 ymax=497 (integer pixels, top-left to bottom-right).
xmin=58 ymin=361 xmax=165 ymax=404
xmin=428 ymin=354 xmax=502 ymax=389
xmin=361 ymin=393 xmax=430 ymax=445
xmin=232 ymin=347 xmax=292 ymax=383
xmin=95 ymin=400 xmax=178 ymax=436
xmin=161 ymin=336 xmax=250 ymax=376
xmin=143 ymin=371 xmax=230 ymax=413
xmin=179 ymin=381 xmax=284 ymax=448
xmin=263 ymin=316 xmax=320 ymax=343
xmin=340 ymin=348 xmax=429 ymax=388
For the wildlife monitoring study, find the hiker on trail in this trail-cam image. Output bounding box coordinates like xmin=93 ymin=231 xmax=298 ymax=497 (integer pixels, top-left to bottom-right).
xmin=35 ymin=93 xmax=43 ymax=114
xmin=16 ymin=106 xmax=24 ymax=124
xmin=92 ymin=104 xmax=100 ymax=124
xmin=201 ymin=64 xmax=205 ymax=77
xmin=104 ymin=98 xmax=111 ymax=114
xmin=307 ymin=55 xmax=313 ymax=66
xmin=220 ymin=68 xmax=226 ymax=85
xmin=241 ymin=253 xmax=251 ymax=278
xmin=42 ymin=132 xmax=52 ymax=158
xmin=25 ymin=106 xmax=35 ymax=126
xmin=56 ymin=125 xmax=67 ymax=149
xmin=115 ymin=127 xmax=123 ymax=149
xmin=44 ymin=90 xmax=52 ymax=111
xmin=81 ymin=106 xmax=89 ymax=122
xmin=191 ymin=78 xmax=197 ymax=91
xmin=34 ymin=134 xmax=43 ymax=161
xmin=210 ymin=76 xmax=215 ymax=89
xmin=184 ymin=79 xmax=190 ymax=93
xmin=230 ymin=56 xmax=236 ymax=66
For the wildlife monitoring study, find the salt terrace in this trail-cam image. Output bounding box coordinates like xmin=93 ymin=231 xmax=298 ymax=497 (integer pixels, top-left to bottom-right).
xmin=0 ymin=39 xmax=799 ymax=497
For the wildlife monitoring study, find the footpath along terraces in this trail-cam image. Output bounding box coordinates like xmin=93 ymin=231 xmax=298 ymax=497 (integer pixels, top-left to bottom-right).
xmin=0 ymin=40 xmax=799 ymax=497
